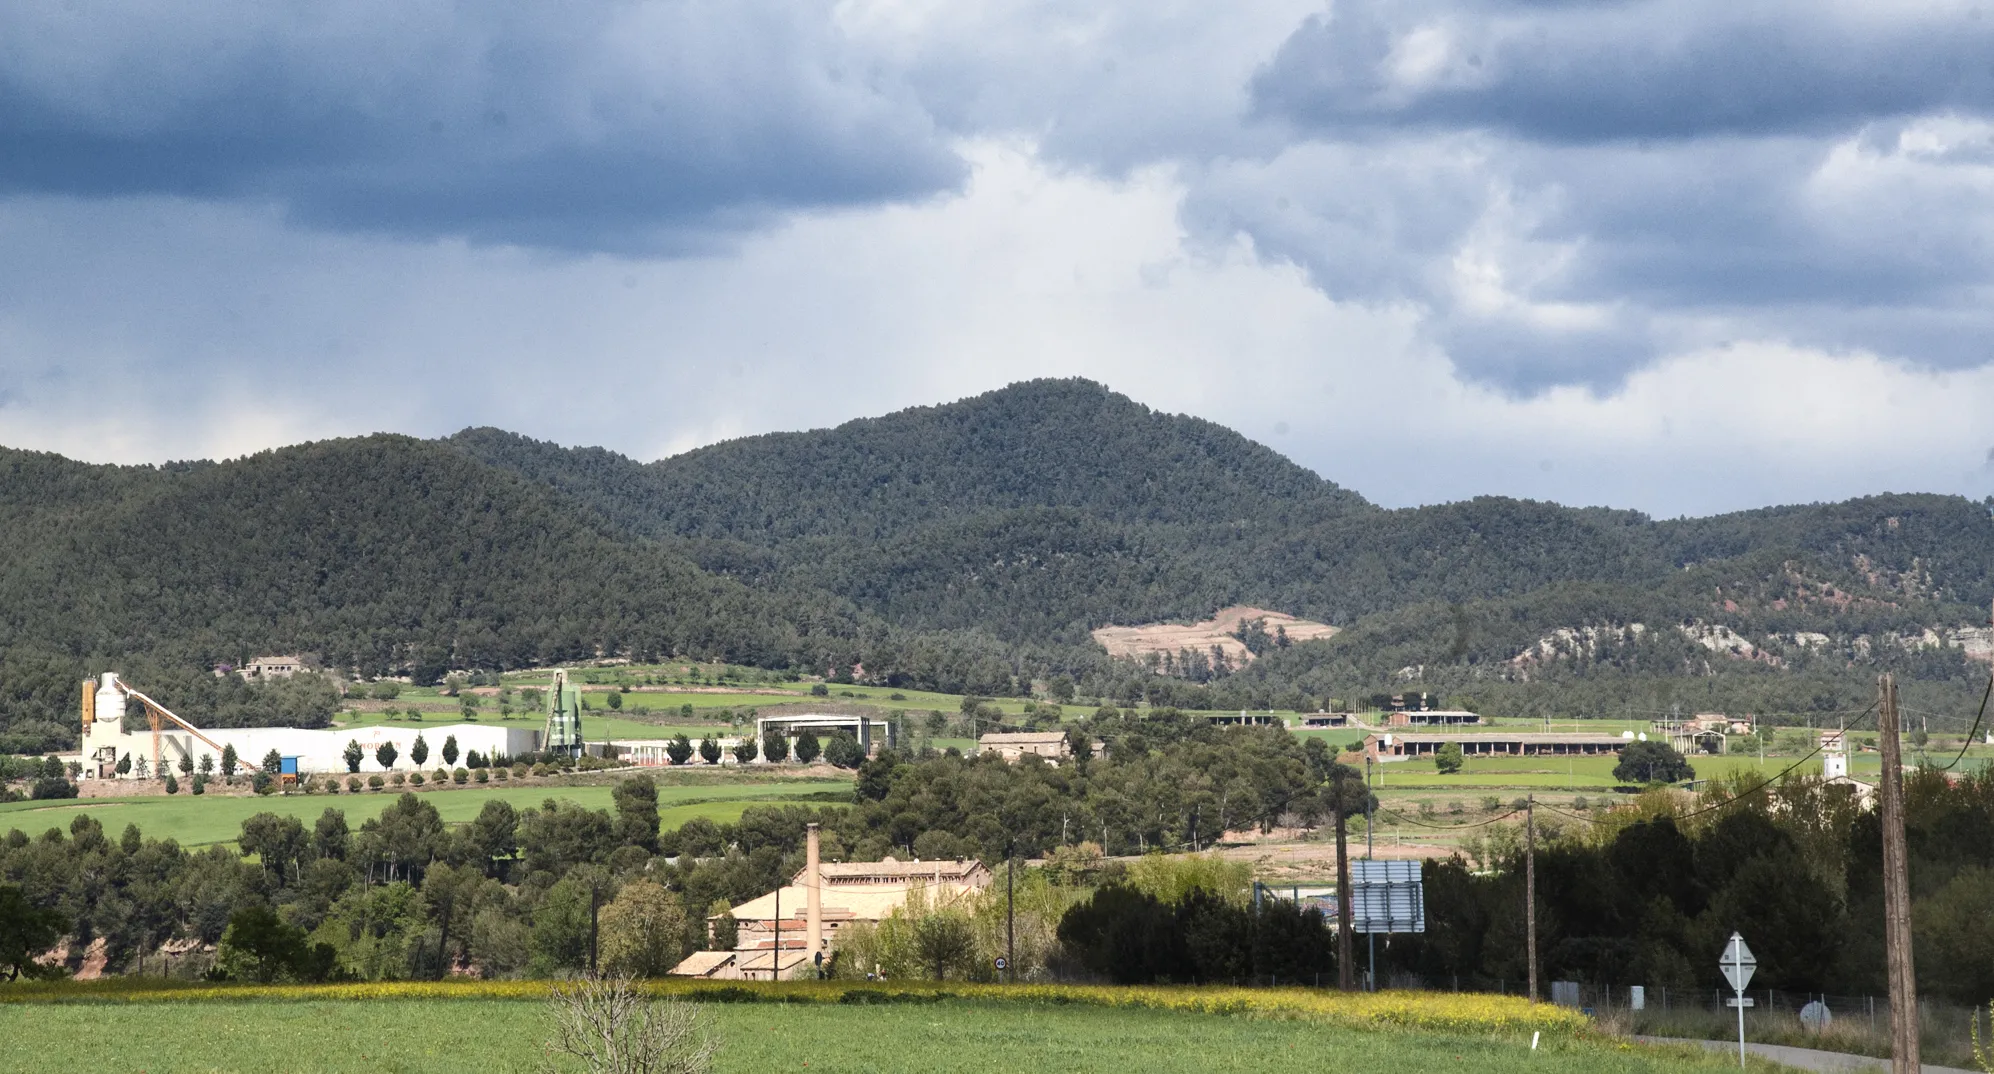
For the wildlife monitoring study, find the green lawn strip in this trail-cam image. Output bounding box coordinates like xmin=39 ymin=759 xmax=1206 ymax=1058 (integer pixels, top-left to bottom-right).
xmin=0 ymin=780 xmax=847 ymax=846
xmin=0 ymin=996 xmax=1773 ymax=1074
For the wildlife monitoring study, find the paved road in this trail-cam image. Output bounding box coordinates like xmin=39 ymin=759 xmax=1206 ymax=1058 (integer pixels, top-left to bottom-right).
xmin=1637 ymin=1036 xmax=1979 ymax=1074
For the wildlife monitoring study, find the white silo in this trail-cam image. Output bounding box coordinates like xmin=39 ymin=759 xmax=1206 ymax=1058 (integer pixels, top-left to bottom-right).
xmin=94 ymin=673 xmax=125 ymax=728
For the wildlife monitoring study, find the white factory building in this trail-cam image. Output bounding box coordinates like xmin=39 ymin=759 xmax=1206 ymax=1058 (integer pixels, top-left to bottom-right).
xmin=80 ymin=673 xmax=539 ymax=780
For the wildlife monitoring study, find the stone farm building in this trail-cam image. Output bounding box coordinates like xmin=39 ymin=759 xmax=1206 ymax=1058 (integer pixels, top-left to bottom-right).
xmin=670 ymin=824 xmax=991 ymax=980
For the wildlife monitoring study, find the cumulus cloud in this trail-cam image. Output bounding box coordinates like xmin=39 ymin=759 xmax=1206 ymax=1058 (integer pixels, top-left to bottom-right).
xmin=1182 ymin=1 xmax=1994 ymax=390
xmin=0 ymin=0 xmax=964 ymax=249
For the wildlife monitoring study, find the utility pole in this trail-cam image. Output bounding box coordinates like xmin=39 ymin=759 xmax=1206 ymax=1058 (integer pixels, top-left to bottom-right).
xmin=1006 ymin=843 xmax=1016 ymax=984
xmin=1335 ymin=781 xmax=1354 ymax=990
xmin=1365 ymin=763 xmax=1376 ymax=992
xmin=1877 ymin=673 xmax=1919 ymax=1074
xmin=1526 ymin=794 xmax=1539 ymax=1003
xmin=773 ymin=884 xmax=781 ymax=983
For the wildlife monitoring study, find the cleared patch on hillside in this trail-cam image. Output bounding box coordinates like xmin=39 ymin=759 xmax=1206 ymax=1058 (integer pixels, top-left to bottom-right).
xmin=1092 ymin=606 xmax=1338 ymax=665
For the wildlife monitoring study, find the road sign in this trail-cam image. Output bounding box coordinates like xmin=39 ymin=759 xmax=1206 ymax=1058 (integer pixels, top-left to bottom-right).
xmin=1719 ymin=933 xmax=1757 ymax=992
xmin=1347 ymin=860 xmax=1425 ymax=934
xmin=994 ymin=957 xmax=1008 ymax=971
xmin=1724 ymin=998 xmax=1756 ymax=1008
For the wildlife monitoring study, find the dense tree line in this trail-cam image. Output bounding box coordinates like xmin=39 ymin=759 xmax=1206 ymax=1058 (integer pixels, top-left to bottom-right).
xmin=5 ymin=753 xmax=1992 ymax=1000
xmin=1362 ymin=769 xmax=1994 ymax=1005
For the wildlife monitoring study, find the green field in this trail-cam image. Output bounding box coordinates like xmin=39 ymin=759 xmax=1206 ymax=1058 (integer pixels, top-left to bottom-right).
xmin=0 ymin=778 xmax=850 ymax=847
xmin=0 ymin=996 xmax=1767 ymax=1074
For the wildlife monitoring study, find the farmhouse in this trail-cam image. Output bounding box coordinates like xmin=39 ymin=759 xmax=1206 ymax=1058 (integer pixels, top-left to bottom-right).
xmin=978 ymin=731 xmax=1080 ymax=762
xmin=241 ymin=655 xmax=306 ymax=680
xmin=1365 ymin=731 xmax=1624 ymax=761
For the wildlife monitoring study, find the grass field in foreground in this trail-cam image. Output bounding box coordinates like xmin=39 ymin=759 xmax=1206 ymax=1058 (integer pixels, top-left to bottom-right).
xmin=0 ymin=995 xmax=1771 ymax=1074
xmin=0 ymin=779 xmax=850 ymax=846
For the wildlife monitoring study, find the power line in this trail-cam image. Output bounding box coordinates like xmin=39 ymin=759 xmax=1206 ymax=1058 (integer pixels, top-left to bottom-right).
xmin=1935 ymin=676 xmax=1993 ymax=772
xmin=1376 ymin=805 xmax=1526 ymax=831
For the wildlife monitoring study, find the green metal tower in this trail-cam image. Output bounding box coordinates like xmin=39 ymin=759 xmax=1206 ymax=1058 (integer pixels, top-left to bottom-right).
xmin=544 ymin=669 xmax=584 ymax=757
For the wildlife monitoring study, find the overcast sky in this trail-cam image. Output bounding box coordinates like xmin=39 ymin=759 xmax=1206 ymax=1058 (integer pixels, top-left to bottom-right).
xmin=5 ymin=0 xmax=1994 ymax=517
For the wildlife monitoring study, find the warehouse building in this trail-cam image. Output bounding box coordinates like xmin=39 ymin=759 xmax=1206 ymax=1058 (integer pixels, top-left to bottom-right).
xmin=78 ymin=673 xmax=539 ymax=779
xmin=1364 ymin=731 xmax=1625 ymax=761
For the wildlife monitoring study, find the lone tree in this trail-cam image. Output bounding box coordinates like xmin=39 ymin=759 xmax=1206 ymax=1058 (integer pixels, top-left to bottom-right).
xmin=823 ymin=732 xmax=865 ymax=769
xmin=375 ymin=741 xmax=399 ymax=771
xmin=666 ymin=734 xmax=694 ymax=766
xmin=762 ymin=733 xmax=789 ymax=764
xmin=441 ymin=735 xmax=460 ymax=767
xmin=732 ymin=737 xmax=758 ymax=765
xmin=698 ymin=736 xmax=721 ymax=765
xmin=793 ymin=731 xmax=822 ymax=765
xmin=220 ymin=744 xmax=239 ymax=779
xmin=1614 ymin=739 xmax=1695 ymax=785
xmin=410 ymin=734 xmax=429 ymax=767
xmin=262 ymin=749 xmax=284 ymax=776
xmin=343 ymin=740 xmax=363 ymax=773
xmin=1434 ymin=741 xmax=1465 ymax=775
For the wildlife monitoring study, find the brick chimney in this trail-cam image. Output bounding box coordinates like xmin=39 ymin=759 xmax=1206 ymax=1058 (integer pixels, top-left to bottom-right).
xmin=805 ymin=822 xmax=823 ymax=962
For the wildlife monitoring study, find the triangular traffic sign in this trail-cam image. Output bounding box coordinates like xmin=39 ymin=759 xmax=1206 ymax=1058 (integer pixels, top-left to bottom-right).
xmin=1719 ymin=932 xmax=1757 ymax=992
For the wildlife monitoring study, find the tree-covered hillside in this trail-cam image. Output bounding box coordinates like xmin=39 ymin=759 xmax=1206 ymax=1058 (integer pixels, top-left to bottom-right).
xmin=1 ymin=378 xmax=1990 ymax=751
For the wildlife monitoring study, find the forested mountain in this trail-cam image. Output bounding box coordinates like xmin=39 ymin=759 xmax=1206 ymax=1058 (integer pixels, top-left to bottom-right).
xmin=2 ymin=378 xmax=1990 ymax=751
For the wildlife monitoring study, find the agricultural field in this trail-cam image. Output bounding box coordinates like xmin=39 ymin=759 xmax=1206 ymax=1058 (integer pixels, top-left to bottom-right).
xmin=0 ymin=777 xmax=851 ymax=848
xmin=0 ymin=992 xmax=1775 ymax=1074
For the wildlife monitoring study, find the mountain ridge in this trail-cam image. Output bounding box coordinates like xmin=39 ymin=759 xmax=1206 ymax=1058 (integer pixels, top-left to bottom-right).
xmin=0 ymin=378 xmax=1989 ymax=750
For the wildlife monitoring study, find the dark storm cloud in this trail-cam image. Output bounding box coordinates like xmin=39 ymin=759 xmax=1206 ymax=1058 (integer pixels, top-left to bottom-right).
xmin=0 ymin=1 xmax=964 ymax=250
xmin=1252 ymin=0 xmax=1994 ymax=142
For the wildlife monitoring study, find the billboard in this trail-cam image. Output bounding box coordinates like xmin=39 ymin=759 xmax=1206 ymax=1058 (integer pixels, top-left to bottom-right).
xmin=1347 ymin=860 xmax=1425 ymax=934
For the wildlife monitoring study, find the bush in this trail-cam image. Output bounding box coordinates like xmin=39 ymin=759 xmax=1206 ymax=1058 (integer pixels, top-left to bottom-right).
xmin=810 ymin=683 xmax=830 ymax=696
xmin=410 ymin=773 xmax=425 ymax=786
xmin=453 ymin=767 xmax=469 ymax=784
xmin=532 ymin=764 xmax=551 ymax=777
xmin=324 ymin=778 xmax=339 ymax=795
xmin=252 ymin=772 xmax=275 ymax=795
xmin=823 ymin=732 xmax=865 ymax=769
xmin=514 ymin=764 xmax=530 ymax=779
xmin=391 ymin=772 xmax=407 ymax=787
xmin=1613 ymin=740 xmax=1696 ymax=784
xmin=544 ymin=977 xmax=714 ymax=1074
xmin=346 ymin=777 xmax=362 ymax=793
xmin=475 ymin=768 xmax=489 ymax=783
xmin=494 ymin=766 xmax=509 ymax=781
xmin=367 ymin=775 xmax=385 ymax=790
xmin=434 ymin=768 xmax=449 ymax=783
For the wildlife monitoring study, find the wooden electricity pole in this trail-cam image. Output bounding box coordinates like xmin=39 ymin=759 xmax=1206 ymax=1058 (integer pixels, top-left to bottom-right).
xmin=1877 ymin=673 xmax=1920 ymax=1074
xmin=1525 ymin=795 xmax=1539 ymax=1003
xmin=1335 ymin=797 xmax=1354 ymax=990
